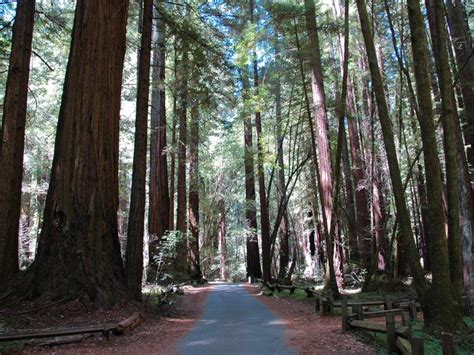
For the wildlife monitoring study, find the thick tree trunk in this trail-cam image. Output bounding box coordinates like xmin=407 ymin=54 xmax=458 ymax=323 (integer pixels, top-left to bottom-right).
xmin=304 ymin=0 xmax=342 ymax=294
xmin=126 ymin=0 xmax=153 ymax=300
xmin=250 ymin=0 xmax=271 ymax=282
xmin=426 ymin=0 xmax=464 ymax=310
xmin=148 ymin=0 xmax=169 ymax=278
xmin=23 ymin=0 xmax=129 ymax=306
xmin=355 ymin=0 xmax=428 ymax=300
xmin=188 ymin=94 xmax=202 ymax=280
xmin=242 ymin=75 xmax=262 ymax=280
xmin=407 ymin=0 xmax=462 ymax=329
xmin=0 ymin=0 xmax=35 ymax=285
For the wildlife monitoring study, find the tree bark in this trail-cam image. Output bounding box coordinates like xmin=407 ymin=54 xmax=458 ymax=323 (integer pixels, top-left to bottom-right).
xmin=304 ymin=0 xmax=342 ymax=293
xmin=175 ymin=45 xmax=189 ymax=276
xmin=242 ymin=74 xmax=262 ymax=280
xmin=426 ymin=0 xmax=464 ymax=310
xmin=446 ymin=0 xmax=474 ymax=170
xmin=23 ymin=0 xmax=129 ymax=306
xmin=355 ymin=0 xmax=427 ymax=300
xmin=125 ymin=0 xmax=152 ymax=300
xmin=188 ymin=92 xmax=202 ymax=280
xmin=148 ymin=0 xmax=170 ymax=278
xmin=217 ymin=199 xmax=227 ymax=280
xmin=0 ymin=0 xmax=35 ymax=285
xmin=250 ymin=0 xmax=271 ymax=282
xmin=407 ymin=0 xmax=462 ymax=329
xmin=275 ymin=52 xmax=290 ymax=280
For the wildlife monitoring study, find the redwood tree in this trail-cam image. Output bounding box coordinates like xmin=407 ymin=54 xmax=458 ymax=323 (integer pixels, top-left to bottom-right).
xmin=0 ymin=0 xmax=35 ymax=285
xmin=148 ymin=0 xmax=170 ymax=278
xmin=22 ymin=0 xmax=129 ymax=306
xmin=126 ymin=0 xmax=153 ymax=300
xmin=188 ymin=90 xmax=202 ymax=280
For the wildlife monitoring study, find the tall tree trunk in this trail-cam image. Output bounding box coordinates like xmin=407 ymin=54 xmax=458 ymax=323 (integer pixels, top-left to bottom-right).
xmin=304 ymin=0 xmax=342 ymax=293
xmin=23 ymin=0 xmax=129 ymax=306
xmin=188 ymin=92 xmax=202 ymax=281
xmin=426 ymin=0 xmax=464 ymax=310
xmin=148 ymin=0 xmax=169 ymax=278
xmin=407 ymin=0 xmax=462 ymax=329
xmin=0 ymin=0 xmax=35 ymax=286
xmin=275 ymin=55 xmax=290 ymax=280
xmin=169 ymin=39 xmax=178 ymax=231
xmin=347 ymin=87 xmax=371 ymax=265
xmin=175 ymin=45 xmax=189 ymax=276
xmin=217 ymin=199 xmax=227 ymax=281
xmin=126 ymin=0 xmax=152 ymax=300
xmin=250 ymin=0 xmax=271 ymax=282
xmin=355 ymin=0 xmax=428 ymax=302
xmin=446 ymin=0 xmax=474 ymax=170
xmin=242 ymin=74 xmax=262 ymax=280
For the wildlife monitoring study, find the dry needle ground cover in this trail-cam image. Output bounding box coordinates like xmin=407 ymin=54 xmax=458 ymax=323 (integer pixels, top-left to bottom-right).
xmin=1 ymin=284 xmax=212 ymax=354
xmin=243 ymin=283 xmax=376 ymax=354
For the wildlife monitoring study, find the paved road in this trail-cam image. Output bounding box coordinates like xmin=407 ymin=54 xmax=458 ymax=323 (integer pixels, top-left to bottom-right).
xmin=177 ymin=283 xmax=297 ymax=355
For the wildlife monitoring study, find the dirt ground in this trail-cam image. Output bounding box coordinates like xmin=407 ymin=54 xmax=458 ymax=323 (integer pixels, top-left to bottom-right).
xmin=243 ymin=284 xmax=376 ymax=354
xmin=5 ymin=283 xmax=376 ymax=354
xmin=8 ymin=284 xmax=212 ymax=354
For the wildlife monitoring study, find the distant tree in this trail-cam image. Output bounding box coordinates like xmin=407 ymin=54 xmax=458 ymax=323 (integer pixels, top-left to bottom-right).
xmin=0 ymin=0 xmax=35 ymax=286
xmin=21 ymin=0 xmax=129 ymax=306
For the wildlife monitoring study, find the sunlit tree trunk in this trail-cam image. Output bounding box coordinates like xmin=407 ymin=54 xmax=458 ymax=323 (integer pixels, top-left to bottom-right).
xmin=304 ymin=0 xmax=342 ymax=294
xmin=0 ymin=0 xmax=35 ymax=286
xmin=23 ymin=0 xmax=129 ymax=306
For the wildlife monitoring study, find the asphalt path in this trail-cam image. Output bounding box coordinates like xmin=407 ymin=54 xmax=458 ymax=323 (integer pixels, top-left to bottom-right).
xmin=177 ymin=283 xmax=298 ymax=355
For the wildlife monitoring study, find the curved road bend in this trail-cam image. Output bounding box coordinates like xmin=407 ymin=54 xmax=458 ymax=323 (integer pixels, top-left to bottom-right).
xmin=177 ymin=283 xmax=298 ymax=355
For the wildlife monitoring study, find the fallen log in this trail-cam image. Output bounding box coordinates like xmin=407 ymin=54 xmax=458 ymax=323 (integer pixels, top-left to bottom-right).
xmin=113 ymin=312 xmax=143 ymax=335
xmin=28 ymin=334 xmax=91 ymax=347
xmin=0 ymin=324 xmax=116 ymax=342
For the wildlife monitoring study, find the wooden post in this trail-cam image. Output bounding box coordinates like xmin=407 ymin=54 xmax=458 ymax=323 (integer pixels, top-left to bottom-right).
xmin=409 ymin=300 xmax=417 ymax=320
xmin=315 ymin=296 xmax=321 ymax=313
xmin=385 ymin=295 xmax=393 ymax=310
xmin=402 ymin=310 xmax=411 ymax=327
xmin=441 ymin=332 xmax=455 ymax=355
xmin=385 ymin=313 xmax=397 ymax=353
xmin=341 ymin=295 xmax=348 ymax=330
xmin=328 ymin=295 xmax=334 ymax=314
xmin=411 ymin=337 xmax=425 ymax=355
xmin=353 ymin=304 xmax=364 ymax=320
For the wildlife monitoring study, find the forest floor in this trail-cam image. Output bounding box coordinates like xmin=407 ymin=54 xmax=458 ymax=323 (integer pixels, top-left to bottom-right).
xmin=243 ymin=284 xmax=376 ymax=354
xmin=4 ymin=282 xmax=376 ymax=354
